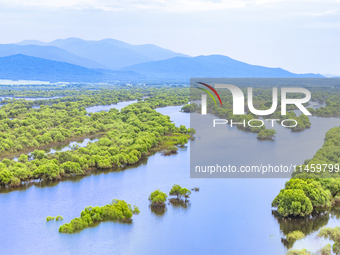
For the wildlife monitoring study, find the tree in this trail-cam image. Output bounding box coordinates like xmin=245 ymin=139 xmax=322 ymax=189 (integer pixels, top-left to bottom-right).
xmin=318 ymin=227 xmax=340 ymax=254
xmin=169 ymin=184 xmax=183 ymax=199
xmin=169 ymin=184 xmax=191 ymax=200
xmin=272 ymin=178 xmax=331 ymax=212
xmin=180 ymin=188 xmax=191 ymax=201
xmin=18 ymin=154 xmax=28 ymax=163
xmin=257 ymin=129 xmax=276 ymax=140
xmin=149 ymin=189 xmax=167 ymax=207
xmin=276 ymin=189 xmax=313 ymax=217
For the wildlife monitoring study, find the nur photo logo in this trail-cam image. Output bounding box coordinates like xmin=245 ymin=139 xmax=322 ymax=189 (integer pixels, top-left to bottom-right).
xmin=196 ymin=82 xmax=312 ymax=128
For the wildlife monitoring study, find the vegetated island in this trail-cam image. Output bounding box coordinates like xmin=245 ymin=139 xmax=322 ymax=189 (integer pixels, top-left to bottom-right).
xmin=149 ymin=189 xmax=168 ymax=207
xmin=149 ymin=184 xmax=194 ymax=210
xmin=0 ymin=101 xmax=193 ymax=189
xmin=272 ymin=126 xmax=340 ymax=218
xmin=46 ymin=215 xmax=63 ymax=221
xmin=257 ymin=129 xmax=276 ymax=140
xmin=0 ymin=86 xmax=189 ymax=159
xmin=169 ymin=184 xmax=191 ymax=202
xmin=59 ymin=199 xmax=139 ymax=234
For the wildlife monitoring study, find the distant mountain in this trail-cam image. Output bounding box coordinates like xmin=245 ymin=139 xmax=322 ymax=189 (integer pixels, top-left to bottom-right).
xmin=0 ymin=54 xmax=144 ymax=82
xmin=16 ymin=38 xmax=189 ymax=69
xmin=0 ymin=44 xmax=104 ymax=69
xmin=121 ymin=55 xmax=324 ymax=80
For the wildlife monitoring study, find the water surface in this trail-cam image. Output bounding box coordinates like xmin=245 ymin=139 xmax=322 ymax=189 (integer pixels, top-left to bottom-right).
xmin=1 ymin=105 xmax=340 ymax=255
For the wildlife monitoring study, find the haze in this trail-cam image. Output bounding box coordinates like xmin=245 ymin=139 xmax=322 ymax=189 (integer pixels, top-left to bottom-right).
xmin=0 ymin=0 xmax=339 ymax=75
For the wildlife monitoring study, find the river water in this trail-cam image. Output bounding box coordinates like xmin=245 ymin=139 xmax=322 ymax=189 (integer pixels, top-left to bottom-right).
xmin=1 ymin=103 xmax=340 ymax=254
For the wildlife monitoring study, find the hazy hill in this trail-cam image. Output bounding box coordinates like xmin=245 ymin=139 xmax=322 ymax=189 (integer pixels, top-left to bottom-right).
xmin=0 ymin=54 xmax=143 ymax=82
xmin=0 ymin=44 xmax=103 ymax=69
xmin=17 ymin=38 xmax=189 ymax=69
xmin=121 ymin=55 xmax=324 ymax=79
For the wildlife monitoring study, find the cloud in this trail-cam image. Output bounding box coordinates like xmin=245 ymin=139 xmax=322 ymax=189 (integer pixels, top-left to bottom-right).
xmin=304 ymin=21 xmax=340 ymax=28
xmin=1 ymin=0 xmax=335 ymax=12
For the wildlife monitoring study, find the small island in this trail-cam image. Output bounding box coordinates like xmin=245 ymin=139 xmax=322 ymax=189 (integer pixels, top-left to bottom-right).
xmin=181 ymin=103 xmax=198 ymax=113
xmin=59 ymin=199 xmax=139 ymax=234
xmin=257 ymin=129 xmax=276 ymax=140
xmin=149 ymin=189 xmax=168 ymax=207
xmin=169 ymin=184 xmax=191 ymax=201
xmin=46 ymin=215 xmax=63 ymax=221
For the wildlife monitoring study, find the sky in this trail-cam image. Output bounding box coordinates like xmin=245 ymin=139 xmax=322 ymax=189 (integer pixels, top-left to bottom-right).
xmin=0 ymin=0 xmax=339 ymax=75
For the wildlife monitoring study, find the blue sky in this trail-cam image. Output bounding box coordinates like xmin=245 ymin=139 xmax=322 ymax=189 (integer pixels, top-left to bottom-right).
xmin=0 ymin=0 xmax=339 ymax=75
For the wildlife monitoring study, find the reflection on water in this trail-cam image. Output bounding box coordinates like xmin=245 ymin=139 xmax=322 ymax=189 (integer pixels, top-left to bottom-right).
xmin=272 ymin=209 xmax=330 ymax=249
xmin=49 ymin=138 xmax=99 ymax=154
xmin=169 ymin=198 xmax=191 ymax=210
xmin=150 ymin=205 xmax=167 ymax=217
xmin=12 ymin=138 xmax=99 ymax=161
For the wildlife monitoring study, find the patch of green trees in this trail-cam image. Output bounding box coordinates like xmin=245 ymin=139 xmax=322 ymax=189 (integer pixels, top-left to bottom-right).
xmin=257 ymin=129 xmax=276 ymax=140
xmin=46 ymin=215 xmax=63 ymax=221
xmin=149 ymin=189 xmax=168 ymax=207
xmin=169 ymin=184 xmax=191 ymax=201
xmin=59 ymin=199 xmax=139 ymax=233
xmin=0 ymin=101 xmax=192 ymax=188
xmin=272 ymin=127 xmax=340 ymax=217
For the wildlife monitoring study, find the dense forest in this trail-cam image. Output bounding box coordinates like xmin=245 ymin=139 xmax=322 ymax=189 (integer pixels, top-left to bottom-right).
xmin=0 ymin=86 xmax=192 ymax=188
xmin=272 ymin=126 xmax=340 ymax=218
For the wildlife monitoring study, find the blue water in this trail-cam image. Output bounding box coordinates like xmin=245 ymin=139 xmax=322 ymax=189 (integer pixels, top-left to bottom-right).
xmin=86 ymin=100 xmax=138 ymax=113
xmin=1 ymin=104 xmax=340 ymax=254
xmin=13 ymin=138 xmax=99 ymax=161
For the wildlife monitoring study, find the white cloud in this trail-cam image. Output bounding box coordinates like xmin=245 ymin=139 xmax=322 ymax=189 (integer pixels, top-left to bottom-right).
xmin=304 ymin=21 xmax=340 ymax=28
xmin=2 ymin=0 xmax=339 ymax=12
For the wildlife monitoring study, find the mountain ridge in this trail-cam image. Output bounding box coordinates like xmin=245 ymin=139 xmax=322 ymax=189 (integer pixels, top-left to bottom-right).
xmin=121 ymin=54 xmax=323 ymax=79
xmin=0 ymin=54 xmax=144 ymax=82
xmin=16 ymin=38 xmax=190 ymax=69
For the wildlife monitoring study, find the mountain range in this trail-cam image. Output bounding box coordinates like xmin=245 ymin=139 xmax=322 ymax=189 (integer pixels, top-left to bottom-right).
xmin=16 ymin=38 xmax=189 ymax=70
xmin=0 ymin=38 xmax=324 ymax=82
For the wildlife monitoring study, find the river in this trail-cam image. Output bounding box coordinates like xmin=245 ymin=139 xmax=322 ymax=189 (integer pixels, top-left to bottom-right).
xmin=1 ymin=103 xmax=340 ymax=254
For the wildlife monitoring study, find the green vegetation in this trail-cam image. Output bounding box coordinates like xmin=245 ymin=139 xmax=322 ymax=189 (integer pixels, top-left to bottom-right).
xmin=272 ymin=179 xmax=331 ymax=217
xmin=257 ymin=129 xmax=276 ymax=140
xmin=56 ymin=215 xmax=63 ymax=221
xmin=0 ymin=99 xmax=192 ymax=188
xmin=286 ymin=230 xmax=305 ymax=242
xmin=272 ymin=126 xmax=340 ymax=217
xmin=149 ymin=189 xmax=167 ymax=207
xmin=181 ymin=103 xmax=198 ymax=113
xmin=169 ymin=184 xmax=191 ymax=201
xmin=59 ymin=199 xmax=139 ymax=234
xmin=163 ymin=146 xmax=178 ymax=155
xmin=286 ymin=244 xmax=332 ymax=255
xmin=46 ymin=215 xmax=63 ymax=221
xmin=0 ymin=87 xmax=189 ymax=158
xmin=286 ymin=249 xmax=312 ymax=255
xmin=318 ymin=227 xmax=340 ymax=254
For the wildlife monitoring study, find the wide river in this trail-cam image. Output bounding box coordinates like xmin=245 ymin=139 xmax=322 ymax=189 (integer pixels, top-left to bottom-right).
xmin=1 ymin=101 xmax=340 ymax=254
